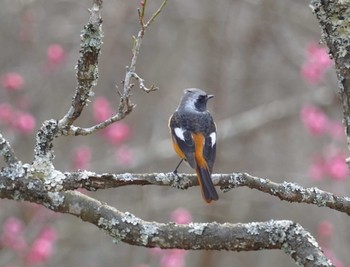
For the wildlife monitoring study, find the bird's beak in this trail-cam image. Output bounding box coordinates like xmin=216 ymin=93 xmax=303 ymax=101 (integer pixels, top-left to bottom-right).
xmin=207 ymin=94 xmax=214 ymax=100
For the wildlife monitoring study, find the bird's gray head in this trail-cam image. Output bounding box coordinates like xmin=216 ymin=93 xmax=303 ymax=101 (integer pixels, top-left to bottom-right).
xmin=178 ymin=88 xmax=214 ymax=112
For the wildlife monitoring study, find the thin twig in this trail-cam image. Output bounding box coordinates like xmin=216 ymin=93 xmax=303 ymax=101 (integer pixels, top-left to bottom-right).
xmin=65 ymin=112 xmax=130 ymax=136
xmin=144 ymin=0 xmax=168 ymax=29
xmin=132 ymin=72 xmax=158 ymax=92
xmin=64 ymin=0 xmax=167 ymax=137
xmin=44 ymin=0 xmax=166 ymax=138
xmin=115 ymin=0 xmax=167 ymax=127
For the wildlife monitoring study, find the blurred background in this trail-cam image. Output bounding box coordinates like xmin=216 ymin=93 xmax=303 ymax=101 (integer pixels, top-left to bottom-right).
xmin=0 ymin=0 xmax=347 ymax=266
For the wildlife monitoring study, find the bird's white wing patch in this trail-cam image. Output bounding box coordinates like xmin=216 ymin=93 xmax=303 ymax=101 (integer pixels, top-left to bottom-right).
xmin=210 ymin=132 xmax=216 ymax=147
xmin=174 ymin=127 xmax=186 ymax=141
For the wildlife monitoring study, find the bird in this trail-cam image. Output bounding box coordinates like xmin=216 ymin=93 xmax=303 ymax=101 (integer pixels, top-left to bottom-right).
xmin=169 ymin=88 xmax=218 ymax=203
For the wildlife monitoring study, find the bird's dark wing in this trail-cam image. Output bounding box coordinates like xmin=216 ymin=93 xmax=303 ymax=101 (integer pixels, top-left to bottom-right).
xmin=203 ymin=123 xmax=216 ymax=173
xmin=169 ymin=114 xmax=196 ymax=168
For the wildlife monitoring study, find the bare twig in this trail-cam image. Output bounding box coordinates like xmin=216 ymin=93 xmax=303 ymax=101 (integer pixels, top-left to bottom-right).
xmin=137 ymin=0 xmax=167 ymax=35
xmin=117 ymin=0 xmax=167 ymax=114
xmin=58 ymin=0 xmax=166 ymax=136
xmin=144 ymin=0 xmax=168 ymax=29
xmin=132 ymin=72 xmax=158 ymax=93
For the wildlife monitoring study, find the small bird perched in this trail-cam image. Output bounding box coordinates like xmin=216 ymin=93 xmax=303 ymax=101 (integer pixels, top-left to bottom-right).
xmin=169 ymin=88 xmax=218 ymax=203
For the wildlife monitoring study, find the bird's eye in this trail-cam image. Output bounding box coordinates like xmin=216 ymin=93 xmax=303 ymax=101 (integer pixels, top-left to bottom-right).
xmin=198 ymin=95 xmax=206 ymax=103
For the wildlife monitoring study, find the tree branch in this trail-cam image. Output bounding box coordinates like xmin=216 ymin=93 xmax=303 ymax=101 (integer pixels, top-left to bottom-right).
xmin=1 ymin=168 xmax=349 ymax=218
xmin=0 ymin=133 xmax=19 ymax=166
xmin=310 ymin=1 xmax=350 ymax=158
xmin=58 ymin=0 xmax=103 ymax=130
xmin=57 ymin=0 xmax=164 ymax=137
xmin=60 ymin=172 xmax=350 ymax=216
xmin=33 ymin=1 xmax=104 ymax=163
xmin=32 ymin=0 xmax=166 ymax=163
xmin=0 ymin=172 xmax=333 ymax=267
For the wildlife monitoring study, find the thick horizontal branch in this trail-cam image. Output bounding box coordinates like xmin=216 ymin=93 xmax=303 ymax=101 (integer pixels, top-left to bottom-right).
xmin=59 ymin=192 xmax=333 ymax=267
xmin=0 ymin=173 xmax=333 ymax=266
xmin=3 ymin=169 xmax=347 ymax=217
xmin=65 ymin=172 xmax=350 ymax=216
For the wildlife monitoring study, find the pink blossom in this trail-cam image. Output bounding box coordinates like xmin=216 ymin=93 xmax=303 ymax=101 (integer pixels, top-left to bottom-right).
xmin=310 ymin=149 xmax=349 ymax=182
xmin=13 ymin=112 xmax=36 ymax=134
xmin=170 ymin=249 xmax=187 ymax=257
xmin=301 ymin=62 xmax=323 ymax=85
xmin=26 ymin=227 xmax=57 ymax=264
xmin=317 ymin=221 xmax=333 ymax=239
xmin=39 ymin=227 xmax=57 ymax=242
xmin=170 ymin=208 xmax=192 ymax=224
xmin=300 ymin=105 xmax=328 ymax=135
xmin=115 ymin=145 xmax=134 ymax=166
xmin=0 ymin=217 xmax=27 ymax=251
xmin=0 ymin=103 xmax=14 ymax=125
xmin=3 ymin=217 xmax=23 ymax=235
xmin=326 ymin=153 xmax=348 ymax=181
xmin=301 ymin=43 xmax=333 ymax=85
xmin=73 ymin=145 xmax=92 ymax=170
xmin=26 ymin=239 xmax=53 ymax=264
xmin=160 ymin=251 xmax=185 ymax=267
xmin=308 ymin=156 xmax=326 ymax=181
xmin=92 ymin=97 xmax=113 ymax=123
xmin=1 ymin=72 xmax=24 ymax=91
xmin=104 ymin=122 xmax=131 ymax=145
xmin=327 ymin=121 xmax=344 ymax=140
xmin=47 ymin=44 xmax=66 ymax=66
xmin=306 ymin=43 xmax=333 ymax=70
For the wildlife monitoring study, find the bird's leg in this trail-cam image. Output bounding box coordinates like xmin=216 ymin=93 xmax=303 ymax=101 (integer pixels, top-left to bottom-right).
xmin=173 ymin=159 xmax=184 ymax=175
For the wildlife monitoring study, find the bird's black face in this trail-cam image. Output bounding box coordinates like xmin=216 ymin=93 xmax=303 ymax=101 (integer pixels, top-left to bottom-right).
xmin=197 ymin=94 xmax=206 ymax=104
xmin=194 ymin=93 xmax=213 ymax=111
